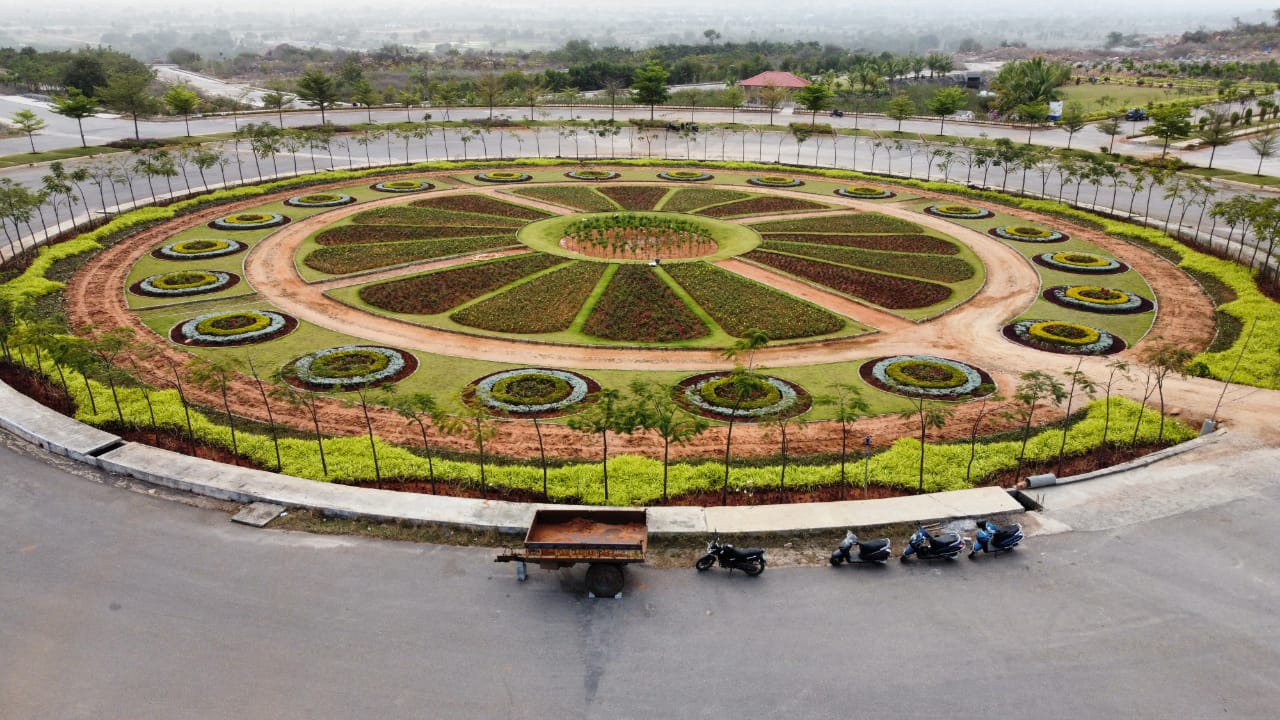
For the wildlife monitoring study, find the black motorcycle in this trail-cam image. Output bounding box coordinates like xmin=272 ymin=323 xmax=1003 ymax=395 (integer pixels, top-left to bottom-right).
xmin=901 ymin=526 xmax=964 ymax=561
xmin=695 ymin=535 xmax=766 ymax=576
xmin=830 ymin=529 xmax=892 ymax=566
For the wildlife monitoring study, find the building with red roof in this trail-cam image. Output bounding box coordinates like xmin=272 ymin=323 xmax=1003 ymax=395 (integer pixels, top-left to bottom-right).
xmin=738 ymin=71 xmax=811 ymax=89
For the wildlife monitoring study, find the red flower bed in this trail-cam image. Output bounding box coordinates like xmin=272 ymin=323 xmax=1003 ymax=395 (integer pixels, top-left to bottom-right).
xmin=598 ymin=185 xmax=669 ymax=210
xmin=664 ymin=262 xmax=845 ymax=339
xmin=582 ymin=265 xmax=708 ymax=342
xmin=660 ymin=188 xmax=750 ymax=212
xmin=450 ymin=262 xmax=606 ymax=333
xmin=751 ymin=213 xmax=923 ymax=234
xmin=762 ymin=241 xmax=976 ymax=282
xmin=316 ymin=224 xmax=515 ymax=245
xmin=696 ymin=196 xmax=831 ymax=218
xmin=359 ymin=253 xmax=565 ymax=315
xmin=743 ymin=250 xmax=952 ymax=309
xmin=510 ymin=186 xmax=619 ymax=212
xmin=351 ymin=206 xmax=526 ymax=228
xmin=304 ymin=237 xmax=517 ymax=275
xmin=409 ymin=193 xmax=552 ymax=220
xmin=759 ymin=232 xmax=960 ymax=255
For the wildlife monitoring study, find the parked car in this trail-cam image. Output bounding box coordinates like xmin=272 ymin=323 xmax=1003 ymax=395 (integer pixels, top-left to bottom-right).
xmin=949 ymin=110 xmax=976 ymax=122
xmin=1125 ymin=108 xmax=1148 ymax=121
xmin=830 ymin=109 xmax=845 ymax=117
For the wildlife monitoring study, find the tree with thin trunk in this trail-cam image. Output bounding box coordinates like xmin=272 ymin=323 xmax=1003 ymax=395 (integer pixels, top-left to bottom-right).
xmin=163 ymin=83 xmax=200 ymax=137
xmin=1142 ymin=339 xmax=1193 ymax=443
xmin=927 ymin=86 xmax=968 ymax=135
xmin=759 ymin=83 xmax=787 ymax=126
xmin=95 ymin=70 xmax=157 ymax=140
xmin=886 ymin=93 xmax=917 ymax=132
xmin=965 ymin=392 xmax=1004 ymax=484
xmin=568 ymin=388 xmax=633 ymax=503
xmin=186 ymin=357 xmax=241 ymax=465
xmin=383 ymin=387 xmax=442 ymax=493
xmin=10 ymin=109 xmax=47 ymax=153
xmin=1097 ymin=116 xmax=1123 ymax=153
xmin=450 ymin=407 xmax=497 ymax=497
xmin=81 ymin=324 xmax=134 ymax=424
xmin=1130 ymin=367 xmax=1158 ymax=448
xmin=820 ymin=384 xmax=869 ymax=498
xmin=795 ymin=82 xmax=835 ymax=127
xmin=342 ymin=384 xmax=382 ymax=482
xmin=898 ymin=393 xmax=954 ymax=493
xmin=244 ymin=358 xmax=282 ymax=473
xmin=269 ymin=371 xmax=329 ymax=476
xmin=52 ymin=89 xmax=98 ymax=148
xmin=1009 ymin=370 xmax=1067 ymax=480
xmin=1057 ymin=101 xmax=1087 ymax=149
xmin=715 ymin=330 xmax=771 ymax=504
xmin=631 ymin=61 xmax=670 ymax=121
xmin=261 ymin=91 xmax=292 ymax=128
xmin=1249 ymin=128 xmax=1279 ymax=175
xmin=1055 ymin=359 xmax=1098 ymax=476
xmin=295 ymin=67 xmax=340 ymax=124
xmin=1099 ymin=359 xmax=1130 ymax=452
xmin=1196 ymin=109 xmax=1233 ymax=169
xmin=628 ymin=380 xmax=708 ymax=501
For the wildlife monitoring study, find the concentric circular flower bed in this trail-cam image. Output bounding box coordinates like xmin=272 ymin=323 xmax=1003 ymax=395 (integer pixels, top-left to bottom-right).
xmin=1044 ymin=285 xmax=1153 ymax=314
xmin=835 ymin=185 xmax=895 ymax=199
xmin=208 ymin=212 xmax=290 ymax=231
xmin=1033 ymin=251 xmax=1128 ymax=274
xmin=152 ymin=238 xmax=246 ymax=260
xmin=657 ymin=170 xmax=713 ymax=182
xmin=286 ymin=345 xmax=418 ymax=390
xmin=565 ymin=169 xmax=619 ymax=181
xmin=371 ymin=179 xmax=434 ymax=193
xmin=170 ymin=310 xmax=298 ymax=347
xmin=676 ymin=372 xmax=811 ymax=421
xmin=466 ymin=368 xmax=600 ymax=417
xmin=859 ymin=355 xmax=995 ymax=399
xmin=924 ymin=204 xmax=994 ymax=220
xmin=748 ymin=175 xmax=803 ymax=188
xmin=475 ymin=171 xmax=532 ymax=183
xmin=989 ymin=225 xmax=1067 ymax=243
xmin=284 ymin=193 xmax=355 ymax=208
xmin=1003 ymin=319 xmax=1126 ymax=355
xmin=132 ymin=270 xmax=239 ymax=297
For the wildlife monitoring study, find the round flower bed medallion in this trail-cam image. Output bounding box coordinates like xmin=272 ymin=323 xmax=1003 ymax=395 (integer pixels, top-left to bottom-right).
xmin=657 ymin=170 xmax=713 ymax=182
xmin=859 ymin=355 xmax=995 ymax=399
xmin=835 ymin=185 xmax=894 ymax=199
xmin=1033 ymin=251 xmax=1128 ymax=274
xmin=475 ymin=171 xmax=532 ymax=183
xmin=1044 ymin=285 xmax=1153 ymax=314
xmin=132 ymin=270 xmax=239 ymax=297
xmin=208 ymin=212 xmax=289 ymax=231
xmin=286 ymin=345 xmax=418 ymax=390
xmin=152 ymin=238 xmax=246 ymax=260
xmin=748 ymin=175 xmax=803 ymax=188
xmin=1003 ymin=319 xmax=1126 ymax=355
xmin=676 ymin=372 xmax=811 ymax=421
xmin=169 ymin=310 xmax=297 ymax=347
xmin=371 ymin=179 xmax=434 ymax=193
xmin=565 ymin=169 xmax=619 ymax=181
xmin=989 ymin=225 xmax=1067 ymax=243
xmin=285 ymin=193 xmax=355 ymax=208
xmin=468 ymin=368 xmax=599 ymax=416
xmin=924 ymin=204 xmax=994 ymax=220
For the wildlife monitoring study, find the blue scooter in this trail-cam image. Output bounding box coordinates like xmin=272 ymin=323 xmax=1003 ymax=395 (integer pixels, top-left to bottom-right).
xmin=901 ymin=527 xmax=964 ymax=561
xmin=969 ymin=519 xmax=1023 ymax=558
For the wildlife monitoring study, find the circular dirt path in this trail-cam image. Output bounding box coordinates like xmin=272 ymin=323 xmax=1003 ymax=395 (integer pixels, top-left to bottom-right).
xmin=64 ymin=169 xmax=1268 ymax=468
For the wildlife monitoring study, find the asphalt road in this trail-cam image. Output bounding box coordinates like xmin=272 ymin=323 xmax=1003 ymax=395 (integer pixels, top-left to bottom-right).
xmin=2 ymin=432 xmax=1278 ymax=719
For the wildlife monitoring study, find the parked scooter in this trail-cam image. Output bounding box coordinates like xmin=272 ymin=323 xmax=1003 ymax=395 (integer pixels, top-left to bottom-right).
xmin=901 ymin=526 xmax=964 ymax=561
xmin=969 ymin=519 xmax=1024 ymax=558
xmin=695 ymin=534 xmax=766 ymax=576
xmin=830 ymin=529 xmax=892 ymax=566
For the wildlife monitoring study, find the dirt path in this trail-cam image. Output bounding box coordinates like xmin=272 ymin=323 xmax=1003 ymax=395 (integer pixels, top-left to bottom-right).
xmin=62 ymin=169 xmax=1269 ymax=467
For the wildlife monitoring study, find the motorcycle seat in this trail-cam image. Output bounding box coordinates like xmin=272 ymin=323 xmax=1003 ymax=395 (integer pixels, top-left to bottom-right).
xmin=930 ymin=533 xmax=959 ymax=549
xmin=993 ymin=525 xmax=1022 ymax=542
xmin=726 ymin=546 xmax=764 ymax=560
xmin=857 ymin=539 xmax=890 ymax=554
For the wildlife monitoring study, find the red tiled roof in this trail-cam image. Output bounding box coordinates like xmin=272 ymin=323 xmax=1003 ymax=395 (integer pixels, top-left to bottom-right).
xmin=739 ymin=71 xmax=811 ymax=88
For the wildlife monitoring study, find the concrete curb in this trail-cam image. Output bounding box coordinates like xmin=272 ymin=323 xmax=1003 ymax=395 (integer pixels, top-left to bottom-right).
xmin=0 ymin=379 xmax=1024 ymax=535
xmin=1024 ymin=427 xmax=1229 ymax=488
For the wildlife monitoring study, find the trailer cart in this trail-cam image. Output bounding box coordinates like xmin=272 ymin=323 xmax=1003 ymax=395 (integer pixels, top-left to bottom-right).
xmin=495 ymin=509 xmax=648 ymax=597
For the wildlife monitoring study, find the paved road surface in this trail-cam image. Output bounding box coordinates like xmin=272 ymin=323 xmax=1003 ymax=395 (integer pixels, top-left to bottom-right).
xmin=3 ymin=431 xmax=1277 ymax=719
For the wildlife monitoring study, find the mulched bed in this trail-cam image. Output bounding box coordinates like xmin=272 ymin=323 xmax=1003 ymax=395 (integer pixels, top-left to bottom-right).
xmin=673 ymin=371 xmax=813 ymax=422
xmin=858 ymin=356 xmax=997 ymax=400
xmin=281 ymin=346 xmax=420 ymax=392
xmin=168 ymin=312 xmax=300 ymax=348
xmin=149 ymin=240 xmax=247 ymax=261
xmin=129 ymin=272 xmax=241 ymax=298
xmin=1000 ymin=322 xmax=1128 ymax=356
xmin=1041 ymin=287 xmax=1155 ymax=315
xmin=460 ymin=370 xmax=602 ymax=419
xmin=1032 ymin=253 xmax=1129 ymax=275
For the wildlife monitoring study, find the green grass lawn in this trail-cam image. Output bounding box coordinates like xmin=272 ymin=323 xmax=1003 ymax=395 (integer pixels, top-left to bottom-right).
xmin=0 ymin=145 xmax=124 ymax=168
xmin=1060 ymin=83 xmax=1209 ymax=112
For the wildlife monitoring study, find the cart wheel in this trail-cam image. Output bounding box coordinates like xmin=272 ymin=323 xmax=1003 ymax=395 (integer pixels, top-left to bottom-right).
xmin=585 ymin=563 xmax=625 ymax=598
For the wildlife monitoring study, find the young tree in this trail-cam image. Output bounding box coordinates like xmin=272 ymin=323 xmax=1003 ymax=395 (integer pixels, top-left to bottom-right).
xmin=1147 ymin=105 xmax=1192 ymax=158
xmin=631 ymin=61 xmax=670 ymax=121
xmin=51 ymin=89 xmax=98 ymax=148
xmin=296 ymin=68 xmax=340 ymax=124
xmin=1195 ymin=109 xmax=1234 ymax=169
xmin=10 ymin=109 xmax=47 ymax=153
xmin=1055 ymin=359 xmax=1098 ymax=476
xmin=628 ymin=380 xmax=708 ymax=501
xmin=1099 ymin=359 xmax=1130 ymax=452
xmin=95 ymin=70 xmax=157 ymax=140
xmin=926 ymin=86 xmax=968 ymax=134
xmin=1057 ymin=101 xmax=1087 ymax=149
xmin=600 ymin=78 xmax=628 ymax=121
xmin=759 ymin=83 xmax=788 ymax=125
xmin=186 ymin=357 xmax=241 ymax=465
xmin=1097 ymin=116 xmax=1123 ymax=153
xmin=163 ymin=83 xmax=200 ymax=137
xmin=1248 ymin=128 xmax=1279 ymax=175
xmin=1010 ymin=369 xmax=1068 ymax=480
xmin=82 ymin=325 xmax=135 ymax=424
xmin=795 ymin=82 xmax=834 ymax=127
xmin=886 ymin=93 xmax=917 ymax=132
xmin=342 ymin=384 xmax=383 ymax=482
xmin=567 ymin=388 xmax=634 ymax=502
xmin=1143 ymin=339 xmax=1193 ymax=443
xmin=1015 ymin=102 xmax=1050 ymax=143
xmin=383 ymin=388 xmax=443 ymax=493
xmin=822 ymin=384 xmax=869 ymax=498
xmin=721 ymin=85 xmax=746 ymax=123
xmin=965 ymin=392 xmax=1004 ymax=484
xmin=898 ymin=393 xmax=955 ymax=493
xmin=269 ymin=371 xmax=329 ymax=476
xmin=261 ymin=90 xmax=292 ymax=128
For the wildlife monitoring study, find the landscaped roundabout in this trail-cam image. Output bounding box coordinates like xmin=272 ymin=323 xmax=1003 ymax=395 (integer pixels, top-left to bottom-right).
xmin=6 ymin=159 xmax=1275 ymax=506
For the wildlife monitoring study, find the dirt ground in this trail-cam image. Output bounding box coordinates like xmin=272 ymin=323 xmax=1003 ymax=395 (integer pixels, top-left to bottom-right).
xmin=61 ymin=168 xmax=1264 ymax=467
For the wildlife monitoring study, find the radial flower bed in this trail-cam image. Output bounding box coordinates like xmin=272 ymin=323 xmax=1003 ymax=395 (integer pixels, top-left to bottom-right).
xmin=475 ymin=171 xmax=532 ymax=183
xmin=743 ymin=250 xmax=952 ymax=309
xmin=1033 ymin=251 xmax=1128 ymax=274
xmin=466 ymin=368 xmax=599 ymax=417
xmin=924 ymin=204 xmax=994 ymax=220
xmin=989 ymin=225 xmax=1067 ymax=243
xmin=170 ymin=310 xmax=297 ymax=347
xmin=304 ymin=236 xmax=516 ymax=275
xmin=582 ymin=265 xmax=708 ymax=342
xmin=657 ymin=170 xmax=713 ymax=182
xmin=286 ymin=345 xmax=418 ymax=390
xmin=748 ymin=175 xmax=803 ymax=188
xmin=565 ymin=169 xmax=619 ymax=181
xmin=352 ymin=206 xmax=525 ymax=228
xmin=664 ymin=262 xmax=846 ymax=340
xmin=1044 ymin=286 xmax=1153 ymax=314
xmin=410 ymin=194 xmax=551 ymax=220
xmin=752 ymin=214 xmax=923 ymax=234
xmin=284 ymin=193 xmax=355 ymax=208
xmin=836 ymin=185 xmax=895 ymax=199
xmin=697 ymin=195 xmax=830 ymax=218
xmin=597 ymin=185 xmax=668 ymax=210
xmin=762 ymin=241 xmax=976 ymax=282
xmin=132 ymin=270 xmax=239 ymax=297
xmin=660 ymin=188 xmax=750 ymax=212
xmin=152 ymin=238 xmax=246 ymax=260
xmin=208 ymin=212 xmax=289 ymax=231
xmin=450 ymin=262 xmax=606 ymax=333
xmin=860 ymin=355 xmax=995 ymax=399
xmin=510 ymin=185 xmax=619 ymax=212
xmin=359 ymin=253 xmax=565 ymax=315
xmin=1003 ymin=319 xmax=1126 ymax=355
xmin=315 ymin=224 xmax=514 ymax=245
xmin=760 ymin=232 xmax=959 ymax=255
xmin=676 ymin=372 xmax=811 ymax=421
xmin=371 ymin=179 xmax=434 ymax=193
